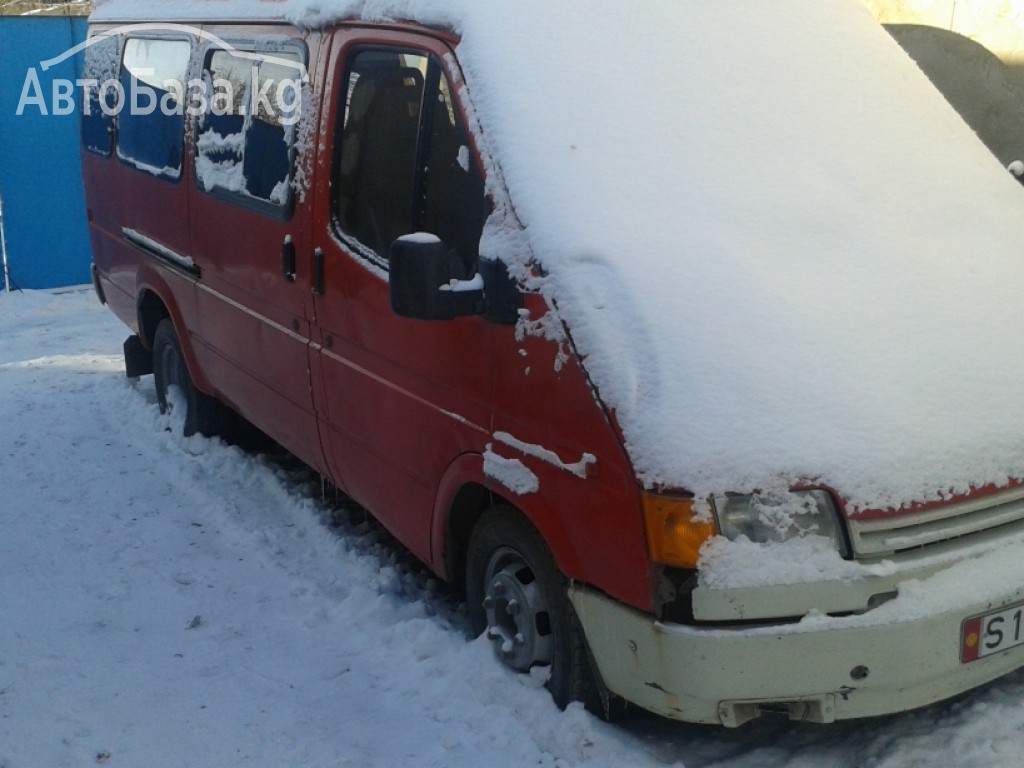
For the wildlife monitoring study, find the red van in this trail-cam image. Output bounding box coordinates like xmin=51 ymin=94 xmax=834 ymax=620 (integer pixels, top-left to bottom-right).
xmin=83 ymin=1 xmax=1024 ymax=726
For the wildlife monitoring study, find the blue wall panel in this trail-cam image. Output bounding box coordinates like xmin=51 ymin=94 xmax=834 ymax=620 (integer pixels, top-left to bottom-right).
xmin=0 ymin=17 xmax=90 ymax=290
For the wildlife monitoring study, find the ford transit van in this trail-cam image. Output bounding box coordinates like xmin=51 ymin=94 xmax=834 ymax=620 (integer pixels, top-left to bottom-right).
xmin=83 ymin=0 xmax=1024 ymax=725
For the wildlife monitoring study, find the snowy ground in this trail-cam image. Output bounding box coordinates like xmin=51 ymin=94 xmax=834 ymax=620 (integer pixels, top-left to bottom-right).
xmin=4 ymin=288 xmax=1024 ymax=767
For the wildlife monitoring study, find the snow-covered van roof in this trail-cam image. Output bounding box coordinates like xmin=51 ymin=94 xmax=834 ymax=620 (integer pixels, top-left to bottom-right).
xmin=93 ymin=0 xmax=1024 ymax=512
xmin=91 ymin=0 xmax=448 ymax=25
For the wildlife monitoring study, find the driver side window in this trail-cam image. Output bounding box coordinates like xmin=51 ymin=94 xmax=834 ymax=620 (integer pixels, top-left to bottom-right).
xmin=333 ymin=48 xmax=486 ymax=274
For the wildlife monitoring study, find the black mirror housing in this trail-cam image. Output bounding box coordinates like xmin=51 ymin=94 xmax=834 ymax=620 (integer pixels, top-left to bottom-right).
xmin=390 ymin=235 xmax=523 ymax=323
xmin=390 ymin=235 xmax=481 ymax=320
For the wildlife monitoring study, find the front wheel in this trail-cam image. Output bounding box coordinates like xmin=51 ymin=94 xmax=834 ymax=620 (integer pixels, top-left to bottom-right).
xmin=152 ymin=319 xmax=227 ymax=438
xmin=466 ymin=505 xmax=607 ymax=713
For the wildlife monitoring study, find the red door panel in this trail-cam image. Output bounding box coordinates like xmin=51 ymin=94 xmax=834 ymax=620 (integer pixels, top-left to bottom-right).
xmin=310 ymin=29 xmax=494 ymax=563
xmin=187 ymin=25 xmax=327 ymax=474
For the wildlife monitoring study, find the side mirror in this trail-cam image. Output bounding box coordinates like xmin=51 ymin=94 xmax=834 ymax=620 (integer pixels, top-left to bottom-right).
xmin=389 ymin=234 xmax=483 ymax=320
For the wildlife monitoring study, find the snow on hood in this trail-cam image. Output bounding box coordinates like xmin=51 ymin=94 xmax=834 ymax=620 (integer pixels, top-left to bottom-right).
xmin=92 ymin=0 xmax=1024 ymax=511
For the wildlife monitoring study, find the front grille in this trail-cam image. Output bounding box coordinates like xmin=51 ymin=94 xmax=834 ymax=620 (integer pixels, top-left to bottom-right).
xmin=847 ymin=487 xmax=1024 ymax=557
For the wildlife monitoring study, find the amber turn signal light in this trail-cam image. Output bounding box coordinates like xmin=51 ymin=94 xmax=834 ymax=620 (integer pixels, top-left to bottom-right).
xmin=642 ymin=493 xmax=718 ymax=569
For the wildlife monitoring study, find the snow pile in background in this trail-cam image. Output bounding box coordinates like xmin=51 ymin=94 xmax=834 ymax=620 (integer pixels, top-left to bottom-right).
xmin=91 ymin=0 xmax=1024 ymax=512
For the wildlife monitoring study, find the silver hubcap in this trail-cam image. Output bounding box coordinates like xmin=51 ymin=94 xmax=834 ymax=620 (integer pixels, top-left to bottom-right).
xmin=482 ymin=547 xmax=553 ymax=671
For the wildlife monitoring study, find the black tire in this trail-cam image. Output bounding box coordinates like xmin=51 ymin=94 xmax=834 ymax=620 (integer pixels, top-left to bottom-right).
xmin=152 ymin=319 xmax=227 ymax=438
xmin=466 ymin=505 xmax=608 ymax=713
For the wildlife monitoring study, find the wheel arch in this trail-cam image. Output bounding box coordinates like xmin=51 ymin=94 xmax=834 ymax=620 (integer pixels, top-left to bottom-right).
xmin=136 ymin=288 xmax=170 ymax=349
xmin=431 ymin=453 xmax=586 ymax=589
xmin=133 ymin=275 xmax=214 ymax=395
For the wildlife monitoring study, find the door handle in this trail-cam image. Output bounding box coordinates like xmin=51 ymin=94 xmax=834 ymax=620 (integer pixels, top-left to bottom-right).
xmin=282 ymin=236 xmax=296 ymax=282
xmin=313 ymin=248 xmax=325 ymax=296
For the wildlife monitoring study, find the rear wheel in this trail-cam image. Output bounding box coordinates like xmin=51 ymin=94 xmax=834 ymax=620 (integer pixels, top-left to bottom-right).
xmin=466 ymin=505 xmax=609 ymax=713
xmin=152 ymin=319 xmax=227 ymax=438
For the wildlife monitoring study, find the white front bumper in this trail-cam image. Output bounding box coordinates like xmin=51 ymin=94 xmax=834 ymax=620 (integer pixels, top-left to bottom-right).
xmin=570 ymin=583 xmax=1024 ymax=726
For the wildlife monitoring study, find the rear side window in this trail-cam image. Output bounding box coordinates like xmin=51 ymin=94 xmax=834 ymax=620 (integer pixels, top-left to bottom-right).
xmin=117 ymin=37 xmax=190 ymax=179
xmin=81 ymin=33 xmax=120 ymax=156
xmin=334 ymin=48 xmax=486 ymax=273
xmin=194 ymin=45 xmax=304 ymax=212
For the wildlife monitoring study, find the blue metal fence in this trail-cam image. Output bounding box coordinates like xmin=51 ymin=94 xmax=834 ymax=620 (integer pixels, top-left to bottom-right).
xmin=0 ymin=16 xmax=90 ymax=290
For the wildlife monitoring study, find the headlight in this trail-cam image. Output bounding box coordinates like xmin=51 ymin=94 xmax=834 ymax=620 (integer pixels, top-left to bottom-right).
xmin=713 ymin=490 xmax=849 ymax=557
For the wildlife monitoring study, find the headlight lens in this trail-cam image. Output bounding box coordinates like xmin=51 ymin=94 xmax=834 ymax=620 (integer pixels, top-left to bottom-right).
xmin=713 ymin=490 xmax=849 ymax=557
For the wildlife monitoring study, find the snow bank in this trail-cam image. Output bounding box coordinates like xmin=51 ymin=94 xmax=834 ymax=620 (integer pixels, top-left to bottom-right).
xmin=16 ymin=288 xmax=1024 ymax=764
xmin=91 ymin=0 xmax=1024 ymax=511
xmin=0 ymin=289 xmax=646 ymax=767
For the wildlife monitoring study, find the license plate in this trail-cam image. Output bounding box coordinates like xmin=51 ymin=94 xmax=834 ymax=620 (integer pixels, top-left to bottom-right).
xmin=962 ymin=602 xmax=1024 ymax=662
